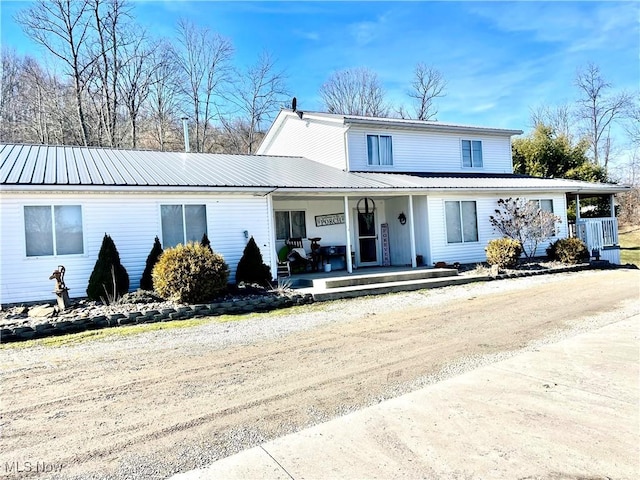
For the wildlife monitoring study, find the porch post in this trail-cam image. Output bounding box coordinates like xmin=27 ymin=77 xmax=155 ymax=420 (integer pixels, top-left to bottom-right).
xmin=266 ymin=192 xmax=278 ymax=280
xmin=575 ymin=194 xmax=581 ymax=222
xmin=408 ymin=194 xmax=417 ymax=268
xmin=343 ymin=195 xmax=353 ymax=273
xmin=610 ymin=193 xmax=615 ymax=218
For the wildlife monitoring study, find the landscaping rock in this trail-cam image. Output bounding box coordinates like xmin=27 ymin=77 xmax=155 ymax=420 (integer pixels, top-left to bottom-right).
xmin=28 ymin=305 xmax=55 ymax=318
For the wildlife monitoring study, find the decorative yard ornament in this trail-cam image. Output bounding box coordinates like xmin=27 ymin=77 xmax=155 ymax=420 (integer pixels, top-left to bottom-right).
xmin=49 ymin=265 xmax=71 ymax=312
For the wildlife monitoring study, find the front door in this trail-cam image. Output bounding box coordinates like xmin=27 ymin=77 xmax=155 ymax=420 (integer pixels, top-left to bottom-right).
xmin=357 ymin=211 xmax=378 ymax=265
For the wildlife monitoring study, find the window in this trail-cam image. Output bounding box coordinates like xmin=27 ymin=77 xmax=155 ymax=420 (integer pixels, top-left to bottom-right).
xmin=445 ymin=201 xmax=478 ymax=243
xmin=24 ymin=205 xmax=83 ymax=256
xmin=462 ymin=140 xmax=483 ymax=168
xmin=367 ymin=134 xmax=393 ymax=166
xmin=275 ymin=210 xmax=306 ymax=240
xmin=161 ymin=204 xmax=207 ymax=248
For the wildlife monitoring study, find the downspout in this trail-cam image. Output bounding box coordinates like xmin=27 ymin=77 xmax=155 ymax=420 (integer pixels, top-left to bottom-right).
xmin=343 ymin=123 xmax=351 ymax=171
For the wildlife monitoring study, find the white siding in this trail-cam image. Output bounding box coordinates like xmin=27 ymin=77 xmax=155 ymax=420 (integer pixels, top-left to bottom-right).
xmin=347 ymin=126 xmax=514 ymax=174
xmin=428 ymin=193 xmax=568 ymax=265
xmin=0 ymin=192 xmax=271 ymax=304
xmin=259 ymin=115 xmax=347 ymax=170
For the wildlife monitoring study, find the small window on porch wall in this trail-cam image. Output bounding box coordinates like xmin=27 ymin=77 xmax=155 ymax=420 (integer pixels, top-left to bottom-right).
xmin=275 ymin=211 xmax=306 ymax=240
xmin=367 ymin=135 xmax=393 ymax=165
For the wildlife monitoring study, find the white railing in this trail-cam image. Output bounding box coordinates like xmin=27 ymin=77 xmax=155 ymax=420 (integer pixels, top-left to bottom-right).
xmin=575 ymin=217 xmax=618 ymax=251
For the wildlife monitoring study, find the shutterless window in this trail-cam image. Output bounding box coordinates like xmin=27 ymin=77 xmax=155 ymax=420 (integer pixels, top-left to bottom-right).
xmin=161 ymin=204 xmax=207 ymax=248
xmin=367 ymin=134 xmax=393 ymax=166
xmin=275 ymin=211 xmax=306 ymax=240
xmin=24 ymin=205 xmax=83 ymax=256
xmin=462 ymin=140 xmax=483 ymax=168
xmin=445 ymin=201 xmax=478 ymax=243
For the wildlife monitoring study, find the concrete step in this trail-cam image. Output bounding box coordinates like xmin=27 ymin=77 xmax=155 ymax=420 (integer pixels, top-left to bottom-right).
xmin=316 ymin=268 xmax=459 ymax=290
xmin=306 ymin=274 xmax=490 ymax=302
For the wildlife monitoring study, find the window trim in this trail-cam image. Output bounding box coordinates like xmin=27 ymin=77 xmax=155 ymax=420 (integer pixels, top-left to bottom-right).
xmin=160 ymin=203 xmax=208 ymax=248
xmin=366 ymin=134 xmax=393 ymax=166
xmin=23 ymin=204 xmax=85 ymax=257
xmin=444 ymin=200 xmax=479 ymax=244
xmin=461 ymin=139 xmax=483 ymax=168
xmin=275 ymin=210 xmax=307 ymax=240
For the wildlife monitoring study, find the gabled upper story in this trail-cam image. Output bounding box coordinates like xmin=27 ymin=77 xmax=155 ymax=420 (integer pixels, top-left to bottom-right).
xmin=257 ymin=110 xmax=523 ymax=174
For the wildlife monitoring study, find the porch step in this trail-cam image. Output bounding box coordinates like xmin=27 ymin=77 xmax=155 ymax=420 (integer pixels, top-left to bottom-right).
xmin=306 ymin=274 xmax=489 ymax=302
xmin=315 ymin=268 xmax=459 ymax=290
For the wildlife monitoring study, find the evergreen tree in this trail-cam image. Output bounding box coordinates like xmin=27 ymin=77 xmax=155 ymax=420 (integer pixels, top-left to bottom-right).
xmin=87 ymin=233 xmax=129 ymax=301
xmin=235 ymin=236 xmax=272 ymax=286
xmin=201 ymin=232 xmax=212 ymax=251
xmin=140 ymin=236 xmax=163 ymax=291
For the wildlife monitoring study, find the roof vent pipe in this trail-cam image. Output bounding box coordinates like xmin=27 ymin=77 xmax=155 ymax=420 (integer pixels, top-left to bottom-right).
xmin=181 ymin=117 xmax=190 ymax=153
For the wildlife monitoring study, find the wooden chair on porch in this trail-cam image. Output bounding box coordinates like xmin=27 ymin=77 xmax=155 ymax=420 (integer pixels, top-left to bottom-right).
xmin=277 ymin=238 xmax=322 ymax=276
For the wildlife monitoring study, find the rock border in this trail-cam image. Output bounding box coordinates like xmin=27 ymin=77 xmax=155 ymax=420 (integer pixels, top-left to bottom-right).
xmin=0 ymin=293 xmax=314 ymax=344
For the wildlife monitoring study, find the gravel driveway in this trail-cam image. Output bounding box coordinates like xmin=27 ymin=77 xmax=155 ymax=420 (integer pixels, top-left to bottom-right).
xmin=1 ymin=269 xmax=638 ymax=479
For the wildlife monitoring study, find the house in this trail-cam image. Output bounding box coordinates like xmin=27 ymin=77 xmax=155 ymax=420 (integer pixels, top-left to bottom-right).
xmin=0 ymin=113 xmax=627 ymax=304
xmin=258 ymin=110 xmax=626 ymax=269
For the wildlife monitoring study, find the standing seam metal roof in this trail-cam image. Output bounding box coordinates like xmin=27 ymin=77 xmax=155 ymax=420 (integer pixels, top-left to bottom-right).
xmin=0 ymin=144 xmax=627 ymax=194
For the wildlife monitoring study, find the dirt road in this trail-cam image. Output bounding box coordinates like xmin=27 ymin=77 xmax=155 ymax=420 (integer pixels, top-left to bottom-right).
xmin=1 ymin=269 xmax=638 ymax=479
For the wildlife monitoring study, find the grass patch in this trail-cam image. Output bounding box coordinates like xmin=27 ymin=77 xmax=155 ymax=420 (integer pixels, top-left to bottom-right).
xmin=1 ymin=315 xmax=238 ymax=349
xmin=619 ymin=225 xmax=640 ymax=266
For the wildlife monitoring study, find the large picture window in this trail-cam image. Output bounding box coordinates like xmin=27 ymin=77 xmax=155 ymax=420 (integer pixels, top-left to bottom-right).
xmin=367 ymin=134 xmax=393 ymax=166
xmin=445 ymin=201 xmax=478 ymax=243
xmin=24 ymin=205 xmax=83 ymax=256
xmin=462 ymin=139 xmax=483 ymax=168
xmin=161 ymin=204 xmax=207 ymax=248
xmin=275 ymin=210 xmax=306 ymax=240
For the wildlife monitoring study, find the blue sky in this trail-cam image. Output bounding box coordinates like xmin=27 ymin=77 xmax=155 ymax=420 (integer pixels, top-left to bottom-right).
xmin=1 ymin=1 xmax=638 ymax=135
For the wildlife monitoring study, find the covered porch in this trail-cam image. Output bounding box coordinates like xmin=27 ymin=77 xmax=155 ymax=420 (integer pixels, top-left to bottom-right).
xmin=569 ymin=192 xmax=620 ymax=264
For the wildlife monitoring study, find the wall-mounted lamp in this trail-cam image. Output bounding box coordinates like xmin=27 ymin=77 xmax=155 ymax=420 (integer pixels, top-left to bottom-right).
xmin=398 ymin=212 xmax=407 ymax=225
xmin=243 ymin=230 xmax=249 ymax=239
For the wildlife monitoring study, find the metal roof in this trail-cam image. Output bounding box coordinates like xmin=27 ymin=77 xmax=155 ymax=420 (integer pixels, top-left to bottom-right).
xmin=0 ymin=144 xmax=627 ymax=195
xmin=0 ymin=144 xmax=389 ymax=190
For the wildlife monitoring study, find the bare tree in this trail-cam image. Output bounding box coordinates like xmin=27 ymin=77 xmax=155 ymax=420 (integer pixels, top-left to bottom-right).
xmin=146 ymin=42 xmax=181 ymax=151
xmin=575 ymin=62 xmax=632 ymax=171
xmin=319 ymin=67 xmax=388 ymax=117
xmin=174 ymin=19 xmax=233 ymax=153
xmin=16 ymin=0 xmax=94 ymax=145
xmin=530 ymin=103 xmax=573 ymax=139
xmin=0 ymin=48 xmax=22 ymax=142
xmin=222 ymin=51 xmax=289 ymax=153
xmin=402 ymin=63 xmax=446 ymax=121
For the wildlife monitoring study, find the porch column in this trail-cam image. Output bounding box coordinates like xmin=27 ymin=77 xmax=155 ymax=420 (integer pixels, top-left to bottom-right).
xmin=408 ymin=194 xmax=417 ymax=268
xmin=343 ymin=196 xmax=353 ymax=273
xmin=610 ymin=194 xmax=615 ymax=218
xmin=266 ymin=193 xmax=278 ymax=279
xmin=575 ymin=194 xmax=581 ymax=222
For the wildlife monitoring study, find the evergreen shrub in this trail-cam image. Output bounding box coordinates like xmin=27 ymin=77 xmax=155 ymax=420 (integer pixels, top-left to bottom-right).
xmin=140 ymin=236 xmax=163 ymax=291
xmin=485 ymin=237 xmax=523 ymax=268
xmin=236 ymin=236 xmax=272 ymax=287
xmin=87 ymin=233 xmax=130 ymax=301
xmin=546 ymin=237 xmax=590 ymax=264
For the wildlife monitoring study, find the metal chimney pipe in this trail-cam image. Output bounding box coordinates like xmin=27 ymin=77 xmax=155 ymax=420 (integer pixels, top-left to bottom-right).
xmin=181 ymin=117 xmax=190 ymax=153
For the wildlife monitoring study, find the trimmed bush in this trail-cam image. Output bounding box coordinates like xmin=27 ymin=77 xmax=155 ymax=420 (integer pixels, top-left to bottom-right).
xmin=547 ymin=237 xmax=590 ymax=264
xmin=140 ymin=236 xmax=163 ymax=291
xmin=236 ymin=236 xmax=272 ymax=287
xmin=485 ymin=237 xmax=523 ymax=268
xmin=87 ymin=234 xmax=130 ymax=301
xmin=152 ymin=242 xmax=229 ymax=303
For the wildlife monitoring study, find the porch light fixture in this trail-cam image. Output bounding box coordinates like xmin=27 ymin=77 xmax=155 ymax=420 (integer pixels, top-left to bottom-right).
xmin=398 ymin=212 xmax=407 ymax=225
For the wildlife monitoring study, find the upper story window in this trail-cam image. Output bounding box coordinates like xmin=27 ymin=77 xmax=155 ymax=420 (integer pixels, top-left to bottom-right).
xmin=275 ymin=210 xmax=306 ymax=240
xmin=24 ymin=205 xmax=84 ymax=256
xmin=445 ymin=200 xmax=478 ymax=244
xmin=462 ymin=139 xmax=483 ymax=168
xmin=367 ymin=134 xmax=393 ymax=166
xmin=161 ymin=204 xmax=207 ymax=248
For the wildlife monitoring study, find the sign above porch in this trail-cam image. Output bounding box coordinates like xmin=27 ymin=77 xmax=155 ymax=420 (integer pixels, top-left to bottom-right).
xmin=315 ymin=213 xmax=345 ymax=227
